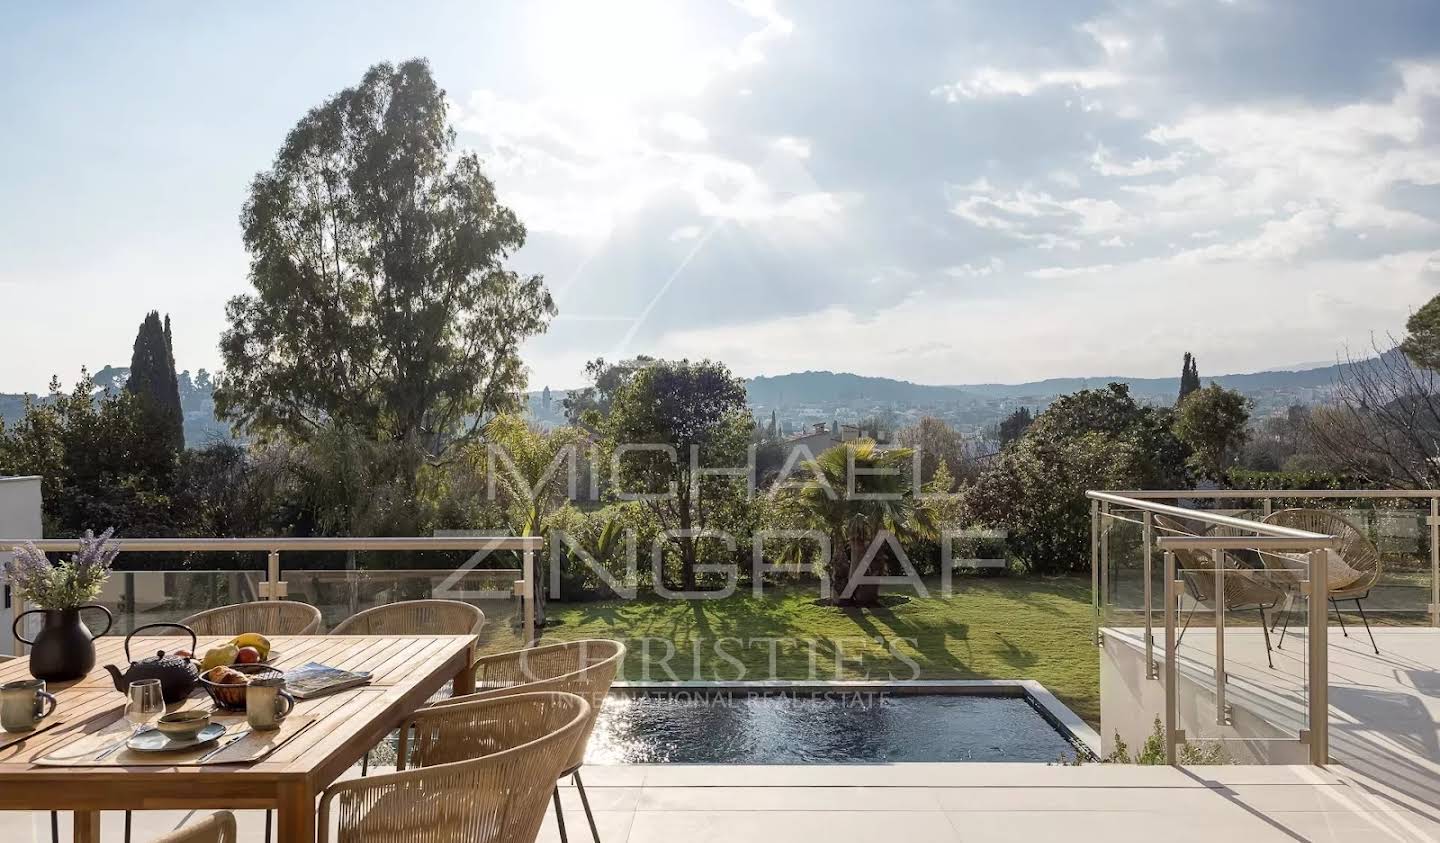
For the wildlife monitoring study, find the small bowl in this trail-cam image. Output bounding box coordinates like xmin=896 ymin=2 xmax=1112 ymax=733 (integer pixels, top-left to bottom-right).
xmin=155 ymin=710 xmax=211 ymax=742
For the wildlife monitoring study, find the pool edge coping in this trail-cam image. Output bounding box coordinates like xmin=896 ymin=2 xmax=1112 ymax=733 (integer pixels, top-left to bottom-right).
xmin=610 ymin=679 xmax=1102 ymax=759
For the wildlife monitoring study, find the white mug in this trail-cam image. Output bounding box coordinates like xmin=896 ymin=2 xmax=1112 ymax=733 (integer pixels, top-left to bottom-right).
xmin=245 ymin=678 xmax=295 ymax=731
xmin=1 ymin=679 xmax=57 ymax=733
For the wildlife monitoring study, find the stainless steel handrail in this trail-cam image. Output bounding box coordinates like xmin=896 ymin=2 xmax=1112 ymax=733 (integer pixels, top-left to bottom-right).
xmin=1 ymin=536 xmax=542 ymax=651
xmin=1089 ymin=490 xmax=1332 ymax=765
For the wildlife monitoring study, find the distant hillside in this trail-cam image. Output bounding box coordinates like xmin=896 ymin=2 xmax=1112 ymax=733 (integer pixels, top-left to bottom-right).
xmin=745 ymin=358 xmax=1355 ymax=411
xmin=956 ymin=362 xmax=1347 ymax=401
xmin=745 ymin=371 xmax=969 ymax=407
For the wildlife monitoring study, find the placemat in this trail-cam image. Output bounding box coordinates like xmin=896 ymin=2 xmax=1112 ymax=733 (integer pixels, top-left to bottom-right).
xmin=34 ymin=714 xmax=318 ymax=767
xmin=0 ymin=719 xmax=66 ymax=751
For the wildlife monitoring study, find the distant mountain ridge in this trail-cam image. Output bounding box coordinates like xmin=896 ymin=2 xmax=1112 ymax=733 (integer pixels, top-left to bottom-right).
xmin=745 ymin=358 xmax=1353 ymax=408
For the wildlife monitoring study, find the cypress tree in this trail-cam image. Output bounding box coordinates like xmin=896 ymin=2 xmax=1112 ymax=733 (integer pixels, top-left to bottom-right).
xmin=1178 ymin=352 xmax=1201 ymax=404
xmin=127 ymin=311 xmax=185 ymax=451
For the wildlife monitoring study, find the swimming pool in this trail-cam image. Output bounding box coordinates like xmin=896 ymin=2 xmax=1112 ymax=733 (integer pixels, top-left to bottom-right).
xmin=584 ymin=690 xmax=1086 ymax=764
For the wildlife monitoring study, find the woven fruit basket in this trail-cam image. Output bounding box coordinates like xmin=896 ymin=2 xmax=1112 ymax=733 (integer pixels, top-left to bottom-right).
xmin=200 ymin=664 xmax=284 ymax=711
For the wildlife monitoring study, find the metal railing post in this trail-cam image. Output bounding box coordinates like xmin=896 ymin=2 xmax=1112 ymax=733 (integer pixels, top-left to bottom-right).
xmin=1262 ymin=497 xmax=1272 ymax=518
xmin=1144 ymin=511 xmax=1155 ymax=679
xmin=1100 ymin=501 xmax=1110 ymax=612
xmin=1308 ymin=547 xmax=1329 ymax=765
xmin=1213 ymin=549 xmax=1227 ymax=726
xmin=266 ymin=550 xmax=281 ymax=601
xmin=1431 ymin=497 xmax=1439 ymax=628
xmin=1164 ymin=549 xmax=1179 ymax=765
xmin=1091 ymin=499 xmax=1101 ymax=645
xmin=522 ymin=545 xmax=536 ymax=647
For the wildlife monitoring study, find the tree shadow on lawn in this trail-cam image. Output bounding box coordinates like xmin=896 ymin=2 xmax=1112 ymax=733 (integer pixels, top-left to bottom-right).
xmin=841 ymin=603 xmax=973 ymax=678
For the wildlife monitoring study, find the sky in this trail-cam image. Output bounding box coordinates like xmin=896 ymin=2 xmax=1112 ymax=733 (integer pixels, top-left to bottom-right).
xmin=3 ymin=0 xmax=1440 ymax=394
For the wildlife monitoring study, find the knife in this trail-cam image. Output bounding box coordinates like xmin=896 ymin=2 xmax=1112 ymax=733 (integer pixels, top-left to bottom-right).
xmin=196 ymin=728 xmax=251 ymax=763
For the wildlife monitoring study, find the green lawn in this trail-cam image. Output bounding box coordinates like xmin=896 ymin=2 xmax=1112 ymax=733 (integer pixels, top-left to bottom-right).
xmin=544 ymin=575 xmax=1100 ymax=725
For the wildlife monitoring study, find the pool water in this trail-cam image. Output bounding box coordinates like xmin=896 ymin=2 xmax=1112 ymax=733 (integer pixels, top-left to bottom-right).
xmin=584 ymin=692 xmax=1082 ymax=764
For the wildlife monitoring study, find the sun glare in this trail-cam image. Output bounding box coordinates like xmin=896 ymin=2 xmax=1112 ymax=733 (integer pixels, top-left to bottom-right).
xmin=526 ymin=0 xmax=715 ymax=102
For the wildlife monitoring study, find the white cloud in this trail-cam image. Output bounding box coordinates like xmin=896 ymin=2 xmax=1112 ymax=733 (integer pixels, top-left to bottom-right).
xmin=946 ymin=258 xmax=1004 ymax=278
xmin=658 ymin=112 xmax=709 ymax=143
xmin=650 ymin=251 xmax=1440 ymax=384
xmin=771 ymin=136 xmax=812 ymax=158
xmin=932 ymin=67 xmax=1125 ymax=101
xmin=1089 ymin=143 xmax=1184 ymax=177
xmin=670 ymin=225 xmax=703 ymax=241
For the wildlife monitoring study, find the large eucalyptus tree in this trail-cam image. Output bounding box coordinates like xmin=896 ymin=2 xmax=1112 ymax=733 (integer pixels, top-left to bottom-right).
xmin=217 ymin=59 xmax=555 ymax=459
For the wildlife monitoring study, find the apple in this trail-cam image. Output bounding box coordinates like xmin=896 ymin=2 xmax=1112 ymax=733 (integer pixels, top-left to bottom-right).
xmin=235 ymin=646 xmax=262 ymax=664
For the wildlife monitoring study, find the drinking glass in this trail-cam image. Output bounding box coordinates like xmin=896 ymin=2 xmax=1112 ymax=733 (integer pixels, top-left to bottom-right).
xmin=125 ymin=678 xmax=165 ymax=734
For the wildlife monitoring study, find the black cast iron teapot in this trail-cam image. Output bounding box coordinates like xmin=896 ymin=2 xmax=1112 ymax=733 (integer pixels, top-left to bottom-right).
xmin=103 ymin=622 xmax=200 ymax=704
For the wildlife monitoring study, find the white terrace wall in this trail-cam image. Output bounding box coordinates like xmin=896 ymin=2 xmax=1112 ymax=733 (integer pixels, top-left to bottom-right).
xmin=0 ymin=476 xmax=43 ymax=654
xmin=1101 ymin=630 xmax=1308 ymax=764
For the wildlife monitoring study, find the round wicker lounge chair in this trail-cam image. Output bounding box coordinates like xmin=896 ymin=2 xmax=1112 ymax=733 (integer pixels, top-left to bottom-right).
xmin=1263 ymin=508 xmax=1382 ymax=654
xmin=1153 ymin=513 xmax=1286 ymax=668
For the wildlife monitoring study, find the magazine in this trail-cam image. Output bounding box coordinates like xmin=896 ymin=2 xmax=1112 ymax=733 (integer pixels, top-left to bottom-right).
xmin=284 ymin=662 xmax=373 ymax=699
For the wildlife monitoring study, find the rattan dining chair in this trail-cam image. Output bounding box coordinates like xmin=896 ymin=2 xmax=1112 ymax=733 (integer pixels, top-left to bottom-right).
xmin=1263 ymin=508 xmax=1382 ymax=654
xmin=430 ymin=639 xmax=625 ymax=843
xmin=147 ymin=812 xmax=237 ymax=843
xmin=332 ymin=600 xmax=487 ymax=776
xmin=329 ymin=600 xmax=486 ymax=638
xmin=1153 ymin=514 xmax=1286 ymax=668
xmin=319 ymin=692 xmax=589 ymax=843
xmin=180 ymin=601 xmax=323 ymax=636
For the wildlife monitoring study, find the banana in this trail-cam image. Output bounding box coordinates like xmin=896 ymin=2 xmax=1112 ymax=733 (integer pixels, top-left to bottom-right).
xmin=229 ymin=633 xmax=272 ymax=659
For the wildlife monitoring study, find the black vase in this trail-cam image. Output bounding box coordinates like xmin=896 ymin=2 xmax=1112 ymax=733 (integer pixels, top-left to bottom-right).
xmin=12 ymin=606 xmax=113 ymax=682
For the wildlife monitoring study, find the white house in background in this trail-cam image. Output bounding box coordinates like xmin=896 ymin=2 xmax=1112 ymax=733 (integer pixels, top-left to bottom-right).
xmin=0 ymin=475 xmax=43 ymax=654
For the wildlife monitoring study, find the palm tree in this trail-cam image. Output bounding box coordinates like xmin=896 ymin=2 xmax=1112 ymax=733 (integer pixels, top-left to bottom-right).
xmin=789 ymin=440 xmax=936 ymax=606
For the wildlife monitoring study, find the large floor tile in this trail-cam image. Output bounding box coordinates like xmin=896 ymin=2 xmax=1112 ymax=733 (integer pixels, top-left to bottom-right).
xmin=638 ymin=785 xmax=942 ymax=812
xmin=629 ymin=810 xmax=960 ymax=843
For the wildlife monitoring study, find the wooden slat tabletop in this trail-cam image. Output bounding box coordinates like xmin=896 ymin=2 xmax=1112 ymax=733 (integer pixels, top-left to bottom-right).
xmin=0 ymin=633 xmax=478 ymax=843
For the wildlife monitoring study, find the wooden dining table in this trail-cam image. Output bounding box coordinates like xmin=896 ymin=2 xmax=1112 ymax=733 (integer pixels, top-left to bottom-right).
xmin=0 ymin=633 xmax=478 ymax=843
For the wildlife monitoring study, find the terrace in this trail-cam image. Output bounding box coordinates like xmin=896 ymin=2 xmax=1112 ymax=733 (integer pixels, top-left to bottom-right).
xmin=2 ymin=480 xmax=1440 ymax=841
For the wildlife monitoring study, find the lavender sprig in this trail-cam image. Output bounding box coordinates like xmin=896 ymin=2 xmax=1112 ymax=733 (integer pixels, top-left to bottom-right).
xmin=4 ymin=528 xmax=120 ymax=609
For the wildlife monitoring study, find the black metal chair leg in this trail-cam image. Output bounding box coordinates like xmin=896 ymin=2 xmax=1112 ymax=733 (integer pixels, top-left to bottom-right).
xmin=1277 ymin=602 xmax=1292 ymax=650
xmin=51 ymin=810 xmax=58 ymax=843
xmin=265 ymin=809 xmax=273 ymax=843
xmin=125 ymin=810 xmax=131 ymax=843
xmin=361 ymin=749 xmax=369 ymax=776
xmin=1259 ymin=607 xmax=1274 ymax=669
xmin=1354 ymin=599 xmax=1379 ymax=655
xmin=1330 ymin=598 xmax=1349 ymax=637
xmin=574 ymin=770 xmax=601 ymax=843
xmin=553 ymin=785 xmax=569 ymax=843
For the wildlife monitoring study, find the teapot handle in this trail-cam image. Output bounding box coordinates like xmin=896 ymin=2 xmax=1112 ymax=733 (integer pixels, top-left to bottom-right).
xmin=124 ymin=622 xmax=197 ymax=662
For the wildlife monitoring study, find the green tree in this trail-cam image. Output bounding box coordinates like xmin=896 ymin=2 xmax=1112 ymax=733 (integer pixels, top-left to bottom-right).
xmin=216 ymin=59 xmax=554 ymax=456
xmin=1401 ymin=294 xmax=1440 ymax=371
xmin=0 ymin=372 xmax=177 ymax=536
xmin=895 ymin=416 xmax=970 ymax=484
xmin=1178 ymin=352 xmax=1201 ymax=404
xmin=127 ymin=311 xmax=184 ymax=452
xmin=996 ymin=406 xmax=1033 ymax=448
xmin=563 ymin=356 xmax=654 ymax=426
xmin=601 ymin=359 xmax=752 ymax=590
xmin=1174 ymin=383 xmax=1251 ymax=483
xmin=787 ymin=440 xmax=936 ymax=606
xmin=968 ymin=384 xmax=1191 ymax=573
